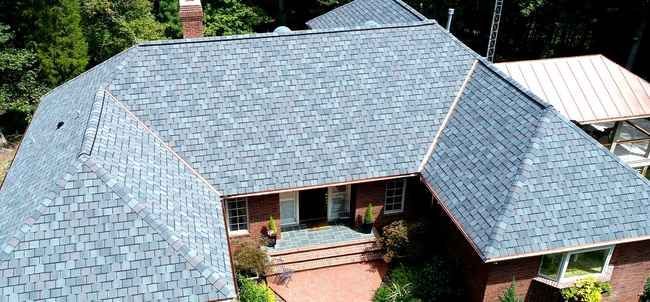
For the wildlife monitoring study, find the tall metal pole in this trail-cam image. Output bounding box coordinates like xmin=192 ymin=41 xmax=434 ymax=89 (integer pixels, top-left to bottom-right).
xmin=446 ymin=8 xmax=455 ymax=31
xmin=486 ymin=0 xmax=504 ymax=62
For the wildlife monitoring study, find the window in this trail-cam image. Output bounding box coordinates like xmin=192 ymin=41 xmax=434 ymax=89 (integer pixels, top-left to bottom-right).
xmin=384 ymin=179 xmax=406 ymax=214
xmin=538 ymin=247 xmax=614 ymax=282
xmin=226 ymin=198 xmax=248 ymax=234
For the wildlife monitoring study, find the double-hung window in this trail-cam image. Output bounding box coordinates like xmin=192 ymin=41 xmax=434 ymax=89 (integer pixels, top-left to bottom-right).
xmin=226 ymin=198 xmax=249 ymax=234
xmin=384 ymin=179 xmax=407 ymax=214
xmin=538 ymin=246 xmax=614 ymax=285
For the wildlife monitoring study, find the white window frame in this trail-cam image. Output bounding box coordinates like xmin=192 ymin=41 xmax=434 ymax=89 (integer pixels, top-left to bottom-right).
xmin=225 ymin=197 xmax=249 ymax=236
xmin=384 ymin=179 xmax=407 ymax=214
xmin=537 ymin=246 xmax=615 ymax=283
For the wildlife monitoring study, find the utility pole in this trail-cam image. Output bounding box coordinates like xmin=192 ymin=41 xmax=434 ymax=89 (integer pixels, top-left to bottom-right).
xmin=486 ymin=0 xmax=504 ymax=62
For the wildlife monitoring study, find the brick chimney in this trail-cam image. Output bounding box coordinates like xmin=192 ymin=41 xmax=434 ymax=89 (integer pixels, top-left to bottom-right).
xmin=179 ymin=0 xmax=203 ymax=38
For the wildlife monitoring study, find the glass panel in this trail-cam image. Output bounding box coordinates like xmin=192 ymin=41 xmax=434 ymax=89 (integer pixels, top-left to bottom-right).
xmin=280 ymin=199 xmax=297 ymax=225
xmin=227 ymin=198 xmax=248 ymax=231
xmin=384 ymin=180 xmax=404 ymax=212
xmin=539 ymin=253 xmax=563 ymax=280
xmin=564 ymin=249 xmax=609 ymax=278
xmin=329 ymin=186 xmax=349 ymax=220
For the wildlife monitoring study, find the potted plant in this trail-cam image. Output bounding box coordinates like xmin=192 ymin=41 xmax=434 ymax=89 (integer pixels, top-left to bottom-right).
xmin=362 ymin=203 xmax=375 ymax=233
xmin=266 ymin=216 xmax=278 ymax=247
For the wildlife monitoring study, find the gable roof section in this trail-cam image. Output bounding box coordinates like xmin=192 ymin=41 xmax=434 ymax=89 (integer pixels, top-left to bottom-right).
xmin=306 ymin=0 xmax=427 ymax=29
xmin=108 ymin=22 xmax=475 ymax=195
xmin=0 ymin=50 xmax=235 ymax=300
xmin=495 ymin=55 xmax=650 ymax=124
xmin=421 ymin=61 xmax=650 ymax=260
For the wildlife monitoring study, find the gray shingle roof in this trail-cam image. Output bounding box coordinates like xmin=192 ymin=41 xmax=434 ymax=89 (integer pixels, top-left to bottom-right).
xmin=108 ymin=22 xmax=475 ymax=195
xmin=306 ymin=0 xmax=427 ymax=29
xmin=2 ymin=16 xmax=650 ymax=289
xmin=421 ymin=61 xmax=650 ymax=260
xmin=0 ymin=48 xmax=235 ymax=300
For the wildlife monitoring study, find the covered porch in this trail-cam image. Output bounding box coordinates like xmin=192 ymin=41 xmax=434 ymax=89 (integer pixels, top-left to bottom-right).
xmin=267 ymin=223 xmax=376 ymax=252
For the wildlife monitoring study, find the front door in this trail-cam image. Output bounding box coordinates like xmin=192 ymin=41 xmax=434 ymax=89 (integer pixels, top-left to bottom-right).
xmin=328 ymin=185 xmax=351 ymax=221
xmin=279 ymin=192 xmax=298 ymax=226
xmin=299 ymin=188 xmax=328 ymax=224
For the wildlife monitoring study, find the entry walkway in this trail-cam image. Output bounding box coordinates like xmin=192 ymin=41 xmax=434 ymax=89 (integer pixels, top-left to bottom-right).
xmin=268 ymin=261 xmax=387 ymax=302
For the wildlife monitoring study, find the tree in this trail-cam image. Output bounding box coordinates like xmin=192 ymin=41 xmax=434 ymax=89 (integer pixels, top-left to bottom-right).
xmin=81 ymin=0 xmax=164 ymax=65
xmin=22 ymin=0 xmax=89 ymax=86
xmin=203 ymin=0 xmax=270 ymax=37
xmin=154 ymin=0 xmax=182 ymax=39
xmin=0 ymin=24 xmax=48 ymax=123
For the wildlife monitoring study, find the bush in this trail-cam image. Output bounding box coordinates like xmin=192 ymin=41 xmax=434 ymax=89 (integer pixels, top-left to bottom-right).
xmin=233 ymin=241 xmax=269 ymax=277
xmin=267 ymin=216 xmax=277 ymax=235
xmin=238 ymin=275 xmax=276 ymax=302
xmin=379 ymin=220 xmax=409 ymax=263
xmin=561 ymin=277 xmax=611 ymax=302
xmin=642 ymin=277 xmax=650 ymax=302
xmin=374 ymin=257 xmax=461 ymax=302
xmin=499 ymin=279 xmax=523 ymax=302
xmin=378 ymin=219 xmax=435 ymax=263
xmin=364 ymin=203 xmax=375 ymax=224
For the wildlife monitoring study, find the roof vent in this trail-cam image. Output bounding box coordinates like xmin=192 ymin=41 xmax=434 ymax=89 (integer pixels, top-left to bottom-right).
xmin=273 ymin=26 xmax=291 ymax=34
xmin=364 ymin=20 xmax=380 ymax=27
xmin=56 ymin=121 xmax=64 ymax=130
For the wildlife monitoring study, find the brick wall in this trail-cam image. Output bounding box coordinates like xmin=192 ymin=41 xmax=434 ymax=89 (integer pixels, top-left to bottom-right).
xmin=606 ymin=240 xmax=650 ymax=301
xmin=228 ymin=193 xmax=280 ymax=249
xmin=353 ymin=176 xmax=429 ymax=228
xmin=480 ymin=240 xmax=650 ymax=302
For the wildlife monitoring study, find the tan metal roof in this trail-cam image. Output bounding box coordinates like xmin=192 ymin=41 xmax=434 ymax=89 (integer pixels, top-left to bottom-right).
xmin=495 ymin=55 xmax=650 ymax=124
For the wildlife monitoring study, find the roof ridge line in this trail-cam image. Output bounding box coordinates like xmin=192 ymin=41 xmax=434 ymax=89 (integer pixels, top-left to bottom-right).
xmin=392 ymin=0 xmax=428 ymax=20
xmin=478 ymin=60 xmax=550 ymax=109
xmin=482 ymin=108 xmax=553 ymax=259
xmin=79 ymin=89 xmax=106 ymax=157
xmin=91 ymin=90 xmax=224 ymax=197
xmin=140 ymin=20 xmax=437 ymax=47
xmin=78 ymin=158 xmax=233 ymax=297
xmin=417 ymin=59 xmax=478 ymax=172
xmin=305 ymin=0 xmax=360 ymax=26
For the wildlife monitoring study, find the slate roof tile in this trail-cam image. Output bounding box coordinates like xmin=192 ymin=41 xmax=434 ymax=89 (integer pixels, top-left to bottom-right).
xmin=306 ymin=0 xmax=426 ymax=29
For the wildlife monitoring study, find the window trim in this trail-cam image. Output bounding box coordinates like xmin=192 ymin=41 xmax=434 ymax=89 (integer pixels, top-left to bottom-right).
xmin=384 ymin=179 xmax=407 ymax=215
xmin=225 ymin=197 xmax=249 ymax=236
xmin=537 ymin=246 xmax=615 ymax=283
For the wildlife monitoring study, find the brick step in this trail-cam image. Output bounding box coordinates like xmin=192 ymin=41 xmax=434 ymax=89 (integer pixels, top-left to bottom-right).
xmin=269 ymin=241 xmax=381 ymax=265
xmin=267 ymin=250 xmax=383 ymax=275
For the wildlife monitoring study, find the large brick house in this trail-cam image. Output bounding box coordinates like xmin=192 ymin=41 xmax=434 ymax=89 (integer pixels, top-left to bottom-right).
xmin=0 ymin=0 xmax=648 ymax=301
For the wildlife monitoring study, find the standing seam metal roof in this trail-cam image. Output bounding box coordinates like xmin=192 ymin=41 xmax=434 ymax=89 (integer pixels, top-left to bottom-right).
xmin=495 ymin=55 xmax=650 ymax=124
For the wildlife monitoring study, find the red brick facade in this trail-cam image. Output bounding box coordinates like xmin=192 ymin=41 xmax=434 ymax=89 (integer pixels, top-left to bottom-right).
xmin=179 ymin=1 xmax=203 ymax=38
xmin=229 ymin=193 xmax=281 ymax=249
xmin=479 ymin=240 xmax=650 ymax=302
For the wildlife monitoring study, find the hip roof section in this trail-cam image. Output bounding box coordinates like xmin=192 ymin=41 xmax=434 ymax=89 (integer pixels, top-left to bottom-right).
xmin=422 ymin=62 xmax=650 ymax=260
xmin=109 ymin=22 xmax=476 ymax=195
xmin=306 ymin=0 xmax=427 ymax=29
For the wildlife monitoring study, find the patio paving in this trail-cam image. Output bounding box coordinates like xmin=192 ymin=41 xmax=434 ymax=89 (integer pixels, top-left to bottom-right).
xmin=268 ymin=260 xmax=388 ymax=302
xmin=269 ymin=224 xmax=375 ymax=252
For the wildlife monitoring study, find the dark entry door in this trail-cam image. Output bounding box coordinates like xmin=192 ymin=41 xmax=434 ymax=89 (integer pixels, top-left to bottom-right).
xmin=299 ymin=188 xmax=328 ymax=224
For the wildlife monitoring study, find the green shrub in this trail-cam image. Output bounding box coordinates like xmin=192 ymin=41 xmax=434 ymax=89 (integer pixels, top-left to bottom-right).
xmin=373 ymin=282 xmax=420 ymax=302
xmin=374 ymin=285 xmax=391 ymax=302
xmin=499 ymin=279 xmax=523 ymax=302
xmin=238 ymin=275 xmax=276 ymax=302
xmin=561 ymin=277 xmax=611 ymax=302
xmin=642 ymin=277 xmax=650 ymax=302
xmin=364 ymin=203 xmax=375 ymax=224
xmin=267 ymin=216 xmax=277 ymax=234
xmin=379 ymin=220 xmax=409 ymax=263
xmin=376 ymin=258 xmax=460 ymax=301
xmin=233 ymin=240 xmax=269 ymax=277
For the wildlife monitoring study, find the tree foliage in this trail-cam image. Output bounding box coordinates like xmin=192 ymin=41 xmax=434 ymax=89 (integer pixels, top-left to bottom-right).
xmin=203 ymin=0 xmax=270 ymax=37
xmin=153 ymin=0 xmax=182 ymax=39
xmin=0 ymin=24 xmax=48 ymax=120
xmin=22 ymin=0 xmax=89 ymax=86
xmin=81 ymin=0 xmax=164 ymax=65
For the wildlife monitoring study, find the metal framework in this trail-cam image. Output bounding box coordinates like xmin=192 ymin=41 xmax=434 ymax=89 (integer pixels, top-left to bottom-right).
xmin=605 ymin=120 xmax=650 ymax=175
xmin=486 ymin=0 xmax=504 ymax=62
